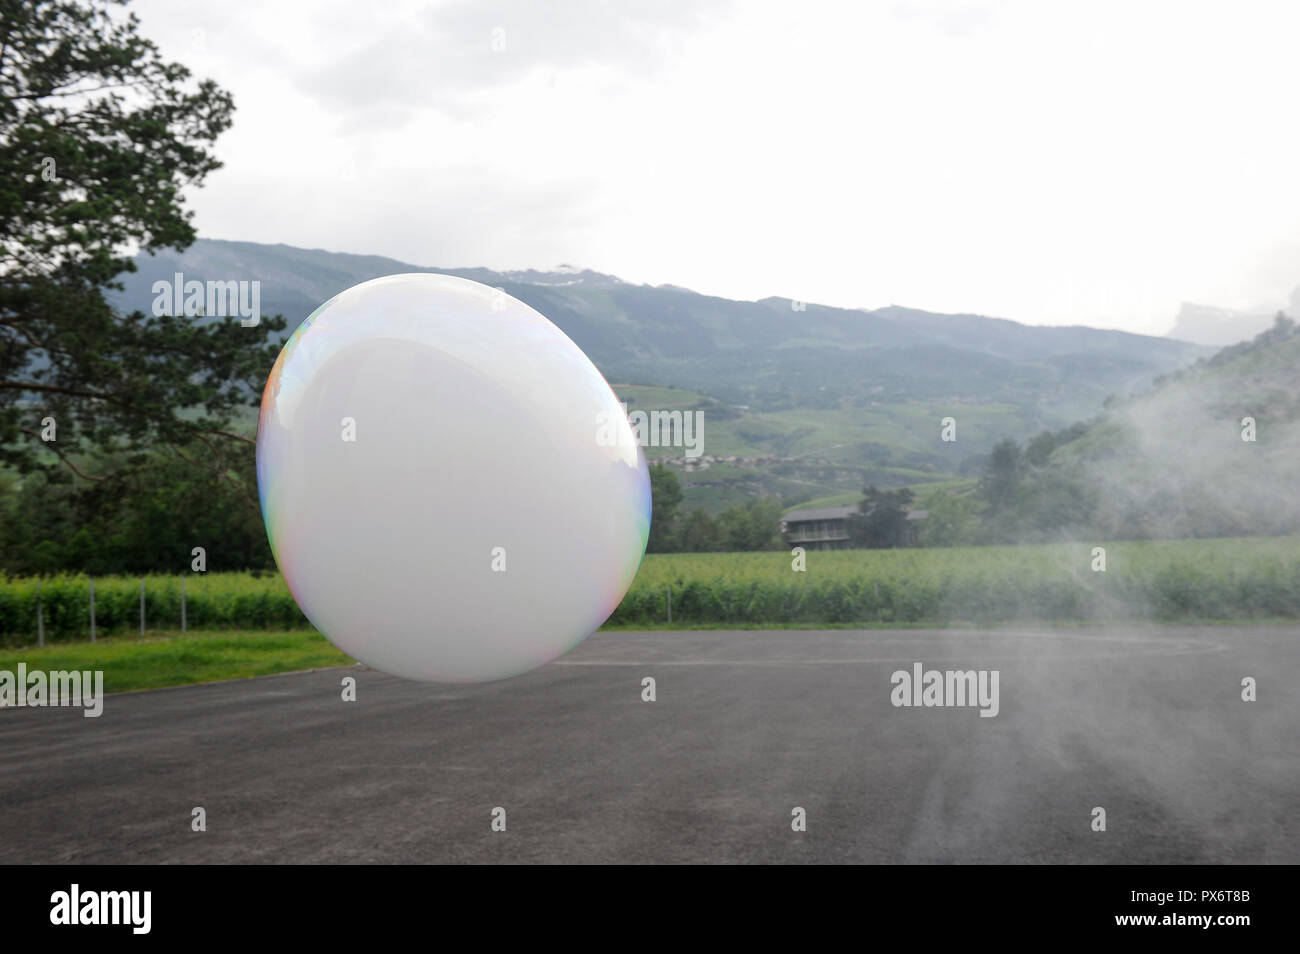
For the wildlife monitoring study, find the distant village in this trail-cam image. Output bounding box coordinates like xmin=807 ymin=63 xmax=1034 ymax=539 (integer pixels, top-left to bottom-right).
xmin=654 ymin=453 xmax=836 ymax=472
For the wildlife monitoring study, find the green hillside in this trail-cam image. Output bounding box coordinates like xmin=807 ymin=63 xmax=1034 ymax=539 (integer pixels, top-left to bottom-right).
xmin=999 ymin=315 xmax=1300 ymax=541
xmin=97 ymin=238 xmax=1247 ymax=527
xmin=613 ymin=382 xmax=1003 ymax=511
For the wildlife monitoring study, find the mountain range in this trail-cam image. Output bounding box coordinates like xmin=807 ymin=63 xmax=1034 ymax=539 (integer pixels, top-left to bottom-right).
xmin=1165 ymin=294 xmax=1299 ymax=347
xmin=116 ymin=239 xmax=1208 ymax=411
xmin=113 ymin=239 xmax=1217 ymax=510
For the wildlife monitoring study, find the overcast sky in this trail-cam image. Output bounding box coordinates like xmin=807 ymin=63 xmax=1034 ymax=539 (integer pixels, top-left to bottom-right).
xmin=132 ymin=0 xmax=1300 ymax=336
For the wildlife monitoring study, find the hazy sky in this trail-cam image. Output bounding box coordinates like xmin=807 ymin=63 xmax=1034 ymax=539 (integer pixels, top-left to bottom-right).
xmin=132 ymin=0 xmax=1300 ymax=335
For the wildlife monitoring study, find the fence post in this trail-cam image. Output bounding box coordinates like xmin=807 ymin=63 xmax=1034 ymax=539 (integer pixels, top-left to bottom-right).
xmin=181 ymin=576 xmax=187 ymax=633
xmin=139 ymin=578 xmax=146 ymax=639
xmin=89 ymin=579 xmax=96 ymax=643
xmin=36 ymin=581 xmax=44 ymax=648
xmin=667 ymin=585 xmax=672 ymax=625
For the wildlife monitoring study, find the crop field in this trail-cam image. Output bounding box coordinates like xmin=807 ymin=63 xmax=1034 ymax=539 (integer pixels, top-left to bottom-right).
xmin=2 ymin=536 xmax=1298 ymax=647
xmin=0 ymin=573 xmax=305 ymax=646
xmin=613 ymin=536 xmax=1300 ymax=625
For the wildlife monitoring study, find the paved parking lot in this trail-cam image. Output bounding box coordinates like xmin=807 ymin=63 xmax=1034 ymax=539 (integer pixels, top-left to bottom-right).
xmin=1 ymin=626 xmax=1294 ymax=863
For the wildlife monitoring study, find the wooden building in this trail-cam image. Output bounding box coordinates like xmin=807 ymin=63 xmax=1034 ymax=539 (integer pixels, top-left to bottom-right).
xmin=781 ymin=505 xmax=929 ymax=549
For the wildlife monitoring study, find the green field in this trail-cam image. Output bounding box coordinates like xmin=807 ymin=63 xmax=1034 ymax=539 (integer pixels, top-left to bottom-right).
xmin=785 ymin=478 xmax=978 ymax=513
xmin=0 ymin=630 xmax=352 ymax=693
xmin=612 ymin=536 xmax=1300 ymax=625
xmin=613 ymin=384 xmax=1033 ymax=465
xmin=0 ymin=572 xmax=307 ymax=646
xmin=3 ymin=536 xmax=1298 ymax=649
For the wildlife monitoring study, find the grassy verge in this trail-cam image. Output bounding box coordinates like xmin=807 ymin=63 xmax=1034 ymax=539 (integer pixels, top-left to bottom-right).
xmin=0 ymin=629 xmax=353 ymax=694
xmin=3 ymin=617 xmax=1293 ymax=697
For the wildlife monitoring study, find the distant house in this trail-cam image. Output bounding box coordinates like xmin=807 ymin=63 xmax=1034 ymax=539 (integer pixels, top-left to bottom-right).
xmin=781 ymin=505 xmax=929 ymax=549
xmin=780 ymin=506 xmax=856 ymax=550
xmin=901 ymin=509 xmax=928 ymax=546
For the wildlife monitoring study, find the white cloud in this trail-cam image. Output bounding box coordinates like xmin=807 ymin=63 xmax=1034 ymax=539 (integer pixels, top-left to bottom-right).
xmin=133 ymin=0 xmax=1300 ymax=335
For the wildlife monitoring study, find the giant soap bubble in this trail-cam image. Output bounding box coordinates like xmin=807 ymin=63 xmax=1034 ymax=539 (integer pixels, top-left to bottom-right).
xmin=256 ymin=274 xmax=650 ymax=683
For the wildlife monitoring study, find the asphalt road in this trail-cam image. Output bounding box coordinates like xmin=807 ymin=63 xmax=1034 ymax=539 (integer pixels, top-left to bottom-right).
xmin=1 ymin=627 xmax=1295 ymax=863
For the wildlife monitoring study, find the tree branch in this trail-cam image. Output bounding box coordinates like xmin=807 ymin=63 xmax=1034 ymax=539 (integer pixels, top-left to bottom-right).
xmin=208 ymin=428 xmax=255 ymax=445
xmin=0 ymin=379 xmax=119 ymax=401
xmin=193 ymin=431 xmax=260 ymax=515
xmin=19 ymin=427 xmax=106 ymax=482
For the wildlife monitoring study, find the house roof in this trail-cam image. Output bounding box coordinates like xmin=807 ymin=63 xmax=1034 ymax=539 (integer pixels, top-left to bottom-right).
xmin=782 ymin=505 xmax=931 ymax=523
xmin=782 ymin=506 xmax=857 ymax=522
